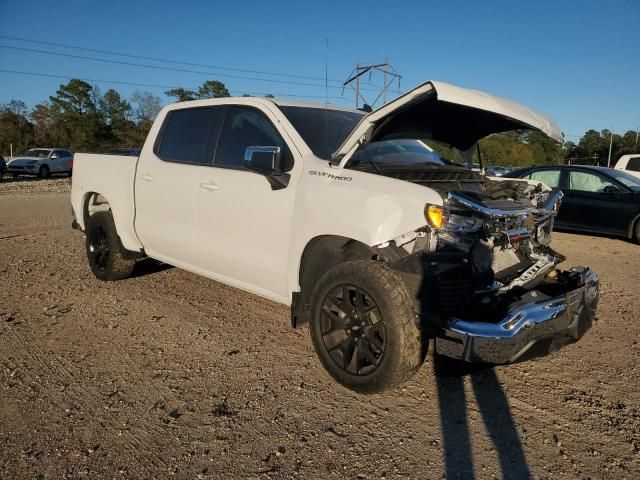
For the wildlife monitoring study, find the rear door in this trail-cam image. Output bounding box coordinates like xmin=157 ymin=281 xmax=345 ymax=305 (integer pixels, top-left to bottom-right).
xmin=134 ymin=105 xmax=224 ymax=266
xmin=560 ymin=168 xmax=633 ymax=234
xmin=49 ymin=150 xmax=65 ymax=172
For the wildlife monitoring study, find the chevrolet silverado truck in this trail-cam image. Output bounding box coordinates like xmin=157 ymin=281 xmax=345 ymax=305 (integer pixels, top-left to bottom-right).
xmin=71 ymin=81 xmax=599 ymax=393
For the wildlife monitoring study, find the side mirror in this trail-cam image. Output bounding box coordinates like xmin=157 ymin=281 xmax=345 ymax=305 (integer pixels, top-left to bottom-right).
xmin=603 ymin=185 xmax=621 ymax=194
xmin=50 ymin=153 xmax=60 ymax=159
xmin=244 ymin=146 xmax=290 ymax=190
xmin=244 ymin=146 xmax=283 ymax=176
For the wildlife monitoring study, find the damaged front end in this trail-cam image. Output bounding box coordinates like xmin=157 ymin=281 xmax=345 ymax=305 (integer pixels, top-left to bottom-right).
xmin=386 ymin=179 xmax=599 ymax=364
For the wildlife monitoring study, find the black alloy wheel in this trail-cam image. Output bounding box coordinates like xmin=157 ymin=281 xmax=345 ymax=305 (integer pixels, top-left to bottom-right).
xmin=319 ymin=284 xmax=387 ymax=376
xmin=87 ymin=224 xmax=111 ymax=273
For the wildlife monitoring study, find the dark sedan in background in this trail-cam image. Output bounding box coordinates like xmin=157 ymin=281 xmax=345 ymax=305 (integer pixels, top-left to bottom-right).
xmin=507 ymin=165 xmax=640 ymax=242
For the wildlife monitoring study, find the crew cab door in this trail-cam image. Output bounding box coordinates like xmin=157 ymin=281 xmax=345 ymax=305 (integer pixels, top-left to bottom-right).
xmin=134 ymin=106 xmax=224 ymax=267
xmin=194 ymin=105 xmax=298 ymax=301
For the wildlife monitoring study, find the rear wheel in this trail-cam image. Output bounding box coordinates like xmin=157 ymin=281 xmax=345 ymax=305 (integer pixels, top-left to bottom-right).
xmin=309 ymin=260 xmax=425 ymax=393
xmin=38 ymin=165 xmax=50 ymax=179
xmin=85 ymin=211 xmax=136 ymax=281
xmin=634 ymin=219 xmax=640 ymax=243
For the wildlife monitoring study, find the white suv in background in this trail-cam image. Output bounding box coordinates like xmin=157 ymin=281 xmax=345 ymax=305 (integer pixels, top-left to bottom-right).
xmin=6 ymin=148 xmax=74 ymax=178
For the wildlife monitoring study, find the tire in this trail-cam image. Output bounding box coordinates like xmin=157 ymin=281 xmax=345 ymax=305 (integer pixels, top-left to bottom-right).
xmin=634 ymin=219 xmax=640 ymax=244
xmin=38 ymin=165 xmax=50 ymax=179
xmin=85 ymin=211 xmax=136 ymax=281
xmin=309 ymin=260 xmax=425 ymax=394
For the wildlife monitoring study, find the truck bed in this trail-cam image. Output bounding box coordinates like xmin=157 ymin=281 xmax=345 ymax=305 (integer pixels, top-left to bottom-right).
xmin=70 ymin=153 xmax=143 ymax=252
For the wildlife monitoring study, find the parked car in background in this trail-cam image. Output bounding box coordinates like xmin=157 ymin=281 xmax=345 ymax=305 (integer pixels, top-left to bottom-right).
xmin=105 ymin=148 xmax=142 ymax=156
xmin=614 ymin=154 xmax=640 ymax=180
xmin=6 ymin=148 xmax=74 ymax=178
xmin=486 ymin=165 xmax=510 ymax=176
xmin=507 ymin=165 xmax=640 ymax=242
xmin=0 ymin=155 xmax=6 ymax=181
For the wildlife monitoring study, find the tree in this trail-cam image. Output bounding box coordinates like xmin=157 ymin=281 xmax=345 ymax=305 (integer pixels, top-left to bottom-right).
xmin=49 ymin=79 xmax=97 ymax=115
xmin=0 ymin=103 xmax=34 ymax=155
xmin=264 ymin=93 xmax=275 ymax=99
xmin=30 ymin=102 xmax=64 ymax=147
xmin=165 ymin=87 xmax=197 ymax=102
xmin=196 ymin=80 xmax=229 ymax=98
xmin=48 ymin=79 xmax=109 ymax=151
xmin=100 ymin=89 xmax=132 ymax=125
xmin=131 ymin=90 xmax=162 ymax=122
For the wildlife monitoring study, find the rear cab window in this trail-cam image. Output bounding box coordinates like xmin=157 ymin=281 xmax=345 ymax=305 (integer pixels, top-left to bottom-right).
xmin=155 ymin=106 xmax=224 ymax=165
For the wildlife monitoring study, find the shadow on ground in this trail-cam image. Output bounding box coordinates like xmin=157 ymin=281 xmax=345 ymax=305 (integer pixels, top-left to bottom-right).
xmin=433 ymin=356 xmax=531 ymax=479
xmin=131 ymin=258 xmax=174 ymax=278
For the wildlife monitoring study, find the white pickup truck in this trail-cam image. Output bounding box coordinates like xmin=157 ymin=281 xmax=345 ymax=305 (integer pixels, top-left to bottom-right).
xmin=615 ymin=154 xmax=640 ymax=179
xmin=71 ymin=81 xmax=599 ymax=393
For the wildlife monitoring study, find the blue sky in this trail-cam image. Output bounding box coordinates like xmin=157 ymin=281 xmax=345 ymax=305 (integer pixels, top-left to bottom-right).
xmin=0 ymin=0 xmax=638 ymax=139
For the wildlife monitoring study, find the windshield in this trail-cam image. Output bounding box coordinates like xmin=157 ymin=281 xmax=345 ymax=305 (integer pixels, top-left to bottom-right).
xmin=604 ymin=168 xmax=640 ymax=191
xmin=21 ymin=149 xmax=51 ymax=158
xmin=348 ymin=139 xmax=460 ymax=169
xmin=279 ymin=105 xmax=364 ymax=160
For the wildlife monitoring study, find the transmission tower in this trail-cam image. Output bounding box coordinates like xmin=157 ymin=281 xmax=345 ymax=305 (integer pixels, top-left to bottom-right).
xmin=342 ymin=59 xmax=401 ymax=110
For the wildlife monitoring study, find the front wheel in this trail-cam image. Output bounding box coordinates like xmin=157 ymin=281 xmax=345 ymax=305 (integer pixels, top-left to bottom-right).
xmin=38 ymin=165 xmax=50 ymax=179
xmin=309 ymin=260 xmax=425 ymax=394
xmin=85 ymin=211 xmax=136 ymax=281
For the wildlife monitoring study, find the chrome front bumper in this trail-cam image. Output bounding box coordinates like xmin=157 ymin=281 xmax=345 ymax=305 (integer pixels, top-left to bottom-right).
xmin=435 ymin=267 xmax=599 ymax=364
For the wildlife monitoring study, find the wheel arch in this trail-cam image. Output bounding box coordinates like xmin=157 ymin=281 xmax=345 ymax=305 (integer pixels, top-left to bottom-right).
xmin=629 ymin=213 xmax=640 ymax=240
xmin=291 ymin=235 xmax=378 ymax=328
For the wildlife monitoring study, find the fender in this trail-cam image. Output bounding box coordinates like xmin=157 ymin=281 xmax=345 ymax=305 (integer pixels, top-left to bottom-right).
xmin=286 ymin=159 xmax=441 ymax=296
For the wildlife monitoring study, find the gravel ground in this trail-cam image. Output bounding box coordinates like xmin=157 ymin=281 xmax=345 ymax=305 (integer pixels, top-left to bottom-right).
xmin=0 ymin=176 xmax=72 ymax=195
xmin=0 ymin=187 xmax=639 ymax=479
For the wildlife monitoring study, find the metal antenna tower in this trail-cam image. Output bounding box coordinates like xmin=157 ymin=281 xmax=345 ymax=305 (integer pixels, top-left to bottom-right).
xmin=342 ymin=59 xmax=401 ymax=110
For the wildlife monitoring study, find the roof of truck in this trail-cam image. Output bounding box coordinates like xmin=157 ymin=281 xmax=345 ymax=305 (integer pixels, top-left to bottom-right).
xmin=267 ymin=98 xmax=361 ymax=113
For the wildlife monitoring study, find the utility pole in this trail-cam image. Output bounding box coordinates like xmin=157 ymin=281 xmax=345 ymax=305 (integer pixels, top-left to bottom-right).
xmin=636 ymin=128 xmax=638 ymax=149
xmin=607 ymin=131 xmax=613 ymax=168
xmin=343 ymin=60 xmax=401 ymax=110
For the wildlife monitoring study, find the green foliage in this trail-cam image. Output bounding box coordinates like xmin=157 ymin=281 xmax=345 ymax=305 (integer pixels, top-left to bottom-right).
xmin=564 ymin=129 xmax=638 ymax=165
xmin=197 ymin=80 xmax=230 ymax=98
xmin=166 ymin=80 xmax=230 ymax=102
xmin=165 ymin=88 xmax=197 ymax=102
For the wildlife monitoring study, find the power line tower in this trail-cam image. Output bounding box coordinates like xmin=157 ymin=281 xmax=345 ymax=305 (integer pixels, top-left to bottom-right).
xmin=342 ymin=59 xmax=401 ymax=110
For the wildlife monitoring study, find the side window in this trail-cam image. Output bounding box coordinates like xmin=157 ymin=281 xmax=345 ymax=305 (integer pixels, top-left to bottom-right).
xmin=156 ymin=107 xmax=222 ymax=165
xmin=627 ymin=157 xmax=640 ymax=172
xmin=215 ymin=106 xmax=293 ymax=170
xmin=529 ymin=169 xmax=561 ymax=188
xmin=568 ymin=170 xmax=616 ymax=193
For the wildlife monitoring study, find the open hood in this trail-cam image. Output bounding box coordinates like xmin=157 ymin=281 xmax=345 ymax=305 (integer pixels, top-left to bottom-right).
xmin=334 ymin=81 xmax=563 ymax=166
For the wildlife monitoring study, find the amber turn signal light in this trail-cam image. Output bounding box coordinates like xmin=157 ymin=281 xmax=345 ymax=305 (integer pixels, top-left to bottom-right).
xmin=425 ymin=205 xmax=444 ymax=229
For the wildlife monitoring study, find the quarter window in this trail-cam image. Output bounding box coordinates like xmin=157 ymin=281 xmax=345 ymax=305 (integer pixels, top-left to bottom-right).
xmin=528 ymin=169 xmax=561 ymax=188
xmin=215 ymin=106 xmax=292 ymax=170
xmin=568 ymin=171 xmax=616 ymax=193
xmin=156 ymin=107 xmax=222 ymax=165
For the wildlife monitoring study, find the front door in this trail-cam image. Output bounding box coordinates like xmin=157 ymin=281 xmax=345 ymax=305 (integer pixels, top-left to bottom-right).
xmin=194 ymin=105 xmax=299 ymax=301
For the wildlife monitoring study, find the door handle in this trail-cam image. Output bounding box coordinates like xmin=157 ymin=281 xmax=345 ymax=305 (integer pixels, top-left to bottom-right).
xmin=138 ymin=174 xmax=154 ymax=181
xmin=199 ymin=181 xmax=219 ymax=191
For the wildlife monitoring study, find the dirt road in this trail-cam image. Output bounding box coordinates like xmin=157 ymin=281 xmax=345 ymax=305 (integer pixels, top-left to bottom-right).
xmin=1 ymin=183 xmax=639 ymax=479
